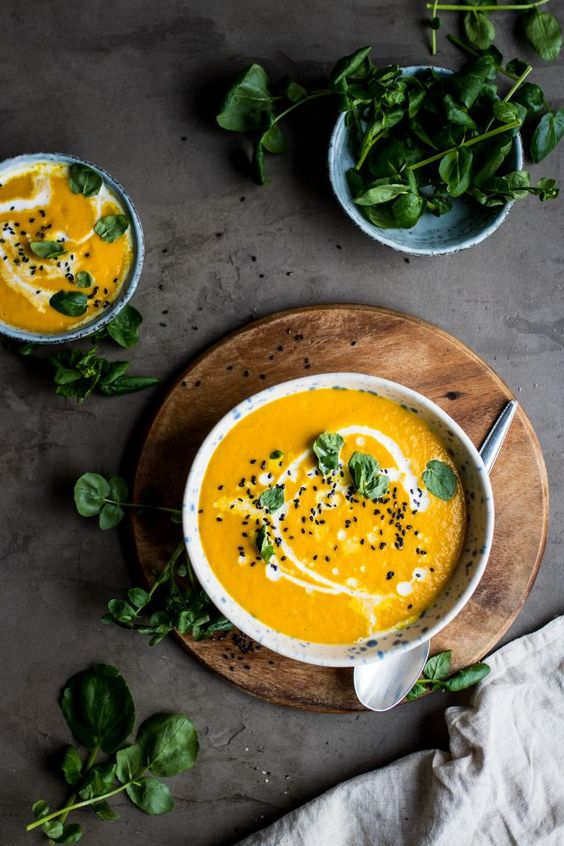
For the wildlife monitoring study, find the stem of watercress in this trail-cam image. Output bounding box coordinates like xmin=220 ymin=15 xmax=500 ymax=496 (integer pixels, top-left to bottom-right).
xmin=426 ymin=0 xmax=548 ymax=10
xmin=26 ymin=779 xmax=139 ymax=831
xmin=271 ymin=89 xmax=333 ymax=126
xmin=431 ymin=0 xmax=440 ymax=56
xmin=446 ymin=35 xmax=520 ymax=81
xmin=57 ymin=746 xmax=100 ymax=825
xmin=408 ymin=119 xmax=521 ymax=171
xmin=105 ymin=499 xmax=182 ymax=516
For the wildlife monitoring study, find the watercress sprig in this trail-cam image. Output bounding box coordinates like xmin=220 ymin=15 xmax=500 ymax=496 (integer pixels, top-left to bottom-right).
xmin=26 ymin=663 xmax=198 ymax=843
xmin=73 ymin=472 xmax=233 ymax=643
xmin=406 ymin=649 xmax=490 ymax=699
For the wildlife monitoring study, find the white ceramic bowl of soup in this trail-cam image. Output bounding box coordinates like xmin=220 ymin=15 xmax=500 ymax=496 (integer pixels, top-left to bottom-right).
xmin=183 ymin=372 xmax=494 ymax=667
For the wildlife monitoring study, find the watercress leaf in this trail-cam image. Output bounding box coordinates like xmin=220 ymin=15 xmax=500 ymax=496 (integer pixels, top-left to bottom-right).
xmin=93 ymin=801 xmax=119 ymax=821
xmin=108 ymin=474 xmax=128 ymax=504
xmin=354 ymin=183 xmax=409 ymax=206
xmin=406 ymin=681 xmax=428 ymax=701
xmin=69 ymin=163 xmax=102 ymax=197
xmin=426 ymin=192 xmax=452 ymax=216
xmin=59 ymin=663 xmax=135 ymax=753
xmin=368 ymin=138 xmax=424 ymax=179
xmin=99 ymin=502 xmax=125 ymax=530
xmin=30 ymin=240 xmax=67 ymax=259
xmin=78 ymin=762 xmax=117 ymax=800
xmin=348 ymin=452 xmax=389 ymax=499
xmin=472 ymin=133 xmax=513 ymax=185
xmin=217 ymin=64 xmax=272 ymax=132
xmin=422 ymin=459 xmax=457 ymax=500
xmin=464 ymin=11 xmax=495 ymax=51
xmin=513 ymin=83 xmax=546 ymax=120
xmin=261 ymin=123 xmax=287 ymax=154
xmin=106 ymin=305 xmax=143 ymax=348
xmin=99 ymin=375 xmax=159 ymax=396
xmin=252 ymin=137 xmax=268 ymax=185
xmin=444 ymin=662 xmax=491 ymax=691
xmin=529 ymin=177 xmax=559 ymax=201
xmin=49 ymin=290 xmax=88 ymax=317
xmin=346 ymin=167 xmax=365 ymax=198
xmin=128 ymin=587 xmax=151 ymax=608
xmin=485 ymin=170 xmax=531 ymax=200
xmin=439 ymin=148 xmax=473 ymax=198
xmin=56 ymin=745 xmax=83 ymax=785
xmin=126 ymin=777 xmax=174 ymax=815
xmin=108 ymin=598 xmax=138 ymax=625
xmin=505 ymin=58 xmax=529 ymax=77
xmin=329 ymin=45 xmax=372 ymax=91
xmin=444 ymin=95 xmax=476 ymax=129
xmin=42 ymin=819 xmax=64 ymax=839
xmin=362 ymin=203 xmax=396 ymax=229
xmin=259 ymin=485 xmax=284 ymax=513
xmin=54 ymin=366 xmax=82 ymax=385
xmin=74 ymin=270 xmax=94 ymax=289
xmin=530 ymin=109 xmax=564 ymax=162
xmin=281 ymin=77 xmax=307 ymax=102
xmin=523 ymin=10 xmax=561 ymax=62
xmin=450 ymin=55 xmax=495 ymax=108
xmin=389 ymin=191 xmax=425 ymax=228
xmin=94 ymin=214 xmax=130 ymax=243
xmin=423 ymin=650 xmax=452 ymax=680
xmin=116 ymin=743 xmax=145 ymax=782
xmin=256 ymin=526 xmax=274 ymax=563
xmin=409 ymin=116 xmax=438 ymax=150
xmin=100 ymin=362 xmax=130 ymax=387
xmin=32 ymin=800 xmax=50 ymax=819
xmin=408 ymin=85 xmax=426 ymax=118
xmin=136 ymin=713 xmax=199 ymax=777
xmin=493 ymin=100 xmax=521 ymax=124
xmin=57 ymin=822 xmax=83 ymax=842
xmin=74 ymin=473 xmax=110 ymax=517
xmin=312 ymin=432 xmax=344 ymax=474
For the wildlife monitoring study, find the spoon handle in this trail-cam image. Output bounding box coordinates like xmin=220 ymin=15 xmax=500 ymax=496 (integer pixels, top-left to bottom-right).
xmin=479 ymin=400 xmax=518 ymax=475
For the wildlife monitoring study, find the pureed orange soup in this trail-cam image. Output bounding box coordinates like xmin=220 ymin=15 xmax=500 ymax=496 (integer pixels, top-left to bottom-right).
xmin=0 ymin=160 xmax=133 ymax=334
xmin=198 ymin=388 xmax=466 ymax=645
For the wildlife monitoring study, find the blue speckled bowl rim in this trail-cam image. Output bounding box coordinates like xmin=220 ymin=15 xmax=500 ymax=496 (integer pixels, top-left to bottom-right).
xmin=183 ymin=372 xmax=495 ymax=667
xmin=327 ymin=65 xmax=524 ymax=257
xmin=0 ymin=151 xmax=144 ymax=344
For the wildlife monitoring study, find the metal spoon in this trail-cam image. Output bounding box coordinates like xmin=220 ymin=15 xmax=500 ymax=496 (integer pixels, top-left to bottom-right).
xmin=353 ymin=399 xmax=518 ymax=712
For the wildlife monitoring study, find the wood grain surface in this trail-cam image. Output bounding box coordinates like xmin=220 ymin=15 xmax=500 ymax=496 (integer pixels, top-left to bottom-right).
xmin=131 ymin=305 xmax=549 ymax=712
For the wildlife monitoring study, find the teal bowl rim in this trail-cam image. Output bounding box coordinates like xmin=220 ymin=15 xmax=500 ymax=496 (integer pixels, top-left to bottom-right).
xmin=0 ymin=151 xmax=144 ymax=344
xmin=327 ymin=65 xmax=524 ymax=257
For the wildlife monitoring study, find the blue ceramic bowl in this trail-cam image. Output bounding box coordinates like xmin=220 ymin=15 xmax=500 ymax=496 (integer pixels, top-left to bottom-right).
xmin=328 ymin=66 xmax=524 ymax=257
xmin=0 ymin=152 xmax=144 ymax=344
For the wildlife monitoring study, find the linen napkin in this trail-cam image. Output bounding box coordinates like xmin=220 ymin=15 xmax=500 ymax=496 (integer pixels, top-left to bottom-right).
xmin=239 ymin=616 xmax=564 ymax=846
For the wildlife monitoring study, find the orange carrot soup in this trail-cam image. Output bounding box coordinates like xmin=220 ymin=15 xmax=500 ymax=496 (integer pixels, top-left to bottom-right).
xmin=198 ymin=388 xmax=466 ymax=644
xmin=0 ymin=159 xmax=133 ymax=334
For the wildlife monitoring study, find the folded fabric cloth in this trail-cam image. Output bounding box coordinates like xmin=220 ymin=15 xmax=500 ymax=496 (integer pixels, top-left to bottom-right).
xmin=239 ymin=616 xmax=564 ymax=846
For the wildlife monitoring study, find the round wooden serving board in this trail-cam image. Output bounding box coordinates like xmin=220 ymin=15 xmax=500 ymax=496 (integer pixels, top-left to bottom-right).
xmin=132 ymin=305 xmax=548 ymax=712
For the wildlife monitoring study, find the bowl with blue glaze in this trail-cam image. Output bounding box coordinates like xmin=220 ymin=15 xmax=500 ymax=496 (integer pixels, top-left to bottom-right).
xmin=0 ymin=152 xmax=144 ymax=344
xmin=183 ymin=372 xmax=495 ymax=667
xmin=328 ymin=66 xmax=524 ymax=257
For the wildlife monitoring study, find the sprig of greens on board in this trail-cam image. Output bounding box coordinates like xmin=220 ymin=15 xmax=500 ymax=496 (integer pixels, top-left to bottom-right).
xmin=25 ymin=663 xmax=198 ymax=843
xmin=216 ymin=46 xmax=560 ymax=227
xmin=406 ymin=649 xmax=491 ymax=699
xmin=5 ymin=306 xmax=158 ymax=403
xmin=73 ymin=472 xmax=232 ymax=644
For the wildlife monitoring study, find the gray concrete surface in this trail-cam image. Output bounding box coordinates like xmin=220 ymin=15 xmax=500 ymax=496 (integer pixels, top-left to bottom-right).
xmin=1 ymin=2 xmax=563 ymax=844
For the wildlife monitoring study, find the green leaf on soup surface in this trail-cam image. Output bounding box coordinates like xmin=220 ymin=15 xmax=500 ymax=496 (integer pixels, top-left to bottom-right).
xmin=354 ymin=183 xmax=409 ymax=206
xmin=422 ymin=459 xmax=457 ymax=501
xmin=312 ymin=432 xmax=344 ymax=474
xmin=423 ymin=650 xmax=452 ymax=680
xmin=74 ymin=472 xmax=110 ymax=517
xmin=464 ymin=11 xmax=495 ymax=51
xmin=256 ymin=526 xmax=275 ymax=563
xmin=135 ymin=713 xmax=199 ymax=777
xmin=49 ymin=290 xmax=88 ymax=317
xmin=126 ymin=777 xmax=174 ymax=815
xmin=329 ymin=45 xmax=373 ymax=92
xmin=216 ymin=64 xmax=273 ymax=132
xmin=59 ymin=663 xmax=135 ymax=754
xmin=439 ymin=148 xmax=473 ymax=198
xmin=530 ymin=109 xmax=564 ymax=163
xmin=348 ymin=452 xmax=389 ymax=500
xmin=74 ymin=270 xmax=94 ymax=288
xmin=259 ymin=485 xmax=284 ymax=513
xmin=68 ymin=163 xmax=103 ymax=197
xmin=444 ymin=662 xmax=491 ymax=691
xmin=107 ymin=305 xmax=143 ymax=348
xmin=30 ymin=240 xmax=67 ymax=259
xmin=523 ymin=10 xmax=561 ymax=62
xmin=269 ymin=449 xmax=284 ymax=460
xmin=94 ymin=214 xmax=129 ymax=243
